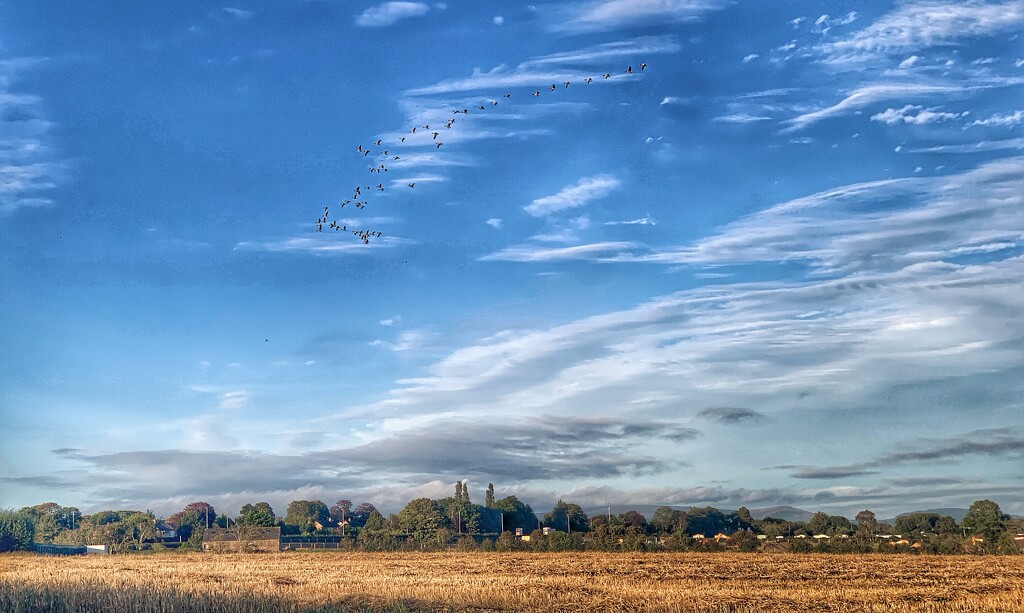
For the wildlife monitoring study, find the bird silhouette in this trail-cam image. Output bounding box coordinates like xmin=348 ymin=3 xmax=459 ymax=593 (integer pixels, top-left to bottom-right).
xmin=318 ymin=60 xmax=650 ymax=245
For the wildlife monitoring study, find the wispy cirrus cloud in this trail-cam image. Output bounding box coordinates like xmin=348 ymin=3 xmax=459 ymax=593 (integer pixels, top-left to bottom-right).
xmin=480 ymin=241 xmax=637 ymax=262
xmin=523 ymin=174 xmax=621 ymax=217
xmin=234 ymin=235 xmax=412 ymax=254
xmin=784 ymin=83 xmax=962 ymax=131
xmin=355 ymin=2 xmax=432 ymax=28
xmin=546 ymin=0 xmax=728 ymax=34
xmin=818 ymin=0 xmax=1024 ymax=67
xmin=0 ymin=60 xmax=66 ymax=214
xmin=220 ymin=7 xmax=252 ymax=20
xmin=404 ymin=36 xmax=674 ymax=97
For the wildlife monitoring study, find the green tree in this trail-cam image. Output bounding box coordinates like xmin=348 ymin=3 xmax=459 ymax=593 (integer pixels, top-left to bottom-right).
xmin=650 ymin=506 xmax=687 ymax=535
xmin=492 ymin=496 xmax=538 ymax=533
xmin=358 ymin=510 xmax=398 ymax=551
xmin=350 ymin=502 xmax=378 ymax=528
xmin=855 ymin=510 xmax=877 ymax=535
xmin=330 ymin=500 xmax=352 ymax=526
xmin=732 ymin=529 xmax=760 ymax=552
xmin=686 ymin=507 xmax=728 ymax=536
xmin=485 ymin=483 xmax=495 ymax=509
xmin=284 ymin=500 xmax=330 ymax=535
xmin=807 ymin=512 xmax=831 ymax=535
xmin=894 ymin=513 xmax=940 ymax=537
xmin=543 ymin=500 xmax=588 ymax=533
xmin=734 ymin=507 xmax=756 ymax=531
xmin=397 ymin=498 xmax=446 ymax=547
xmin=237 ymin=502 xmax=277 ymax=527
xmin=0 ymin=509 xmax=35 ymax=552
xmin=962 ymin=499 xmax=1007 ymax=545
xmin=494 ymin=530 xmax=518 ymax=552
xmin=622 ymin=510 xmax=648 ymax=534
xmin=120 ymin=511 xmax=157 ymax=551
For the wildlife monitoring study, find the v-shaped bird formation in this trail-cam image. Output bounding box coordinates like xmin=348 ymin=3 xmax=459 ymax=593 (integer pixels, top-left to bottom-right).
xmin=315 ymin=64 xmax=648 ymax=244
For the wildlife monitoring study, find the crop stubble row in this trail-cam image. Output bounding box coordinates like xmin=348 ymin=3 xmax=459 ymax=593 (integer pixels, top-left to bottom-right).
xmin=1 ymin=552 xmax=1022 ymax=612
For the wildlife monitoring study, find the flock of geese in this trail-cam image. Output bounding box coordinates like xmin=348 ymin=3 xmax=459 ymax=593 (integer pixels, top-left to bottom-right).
xmin=316 ymin=63 xmax=648 ymax=244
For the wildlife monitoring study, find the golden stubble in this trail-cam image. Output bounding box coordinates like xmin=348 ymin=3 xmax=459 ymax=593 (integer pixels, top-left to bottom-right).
xmin=2 ymin=552 xmax=1023 ymax=612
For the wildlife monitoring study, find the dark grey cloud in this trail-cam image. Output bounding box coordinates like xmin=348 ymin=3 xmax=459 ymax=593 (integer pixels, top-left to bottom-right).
xmin=329 ymin=415 xmax=701 ymax=481
xmin=0 ymin=475 xmax=78 ymax=490
xmin=46 ymin=416 xmax=701 ymax=510
xmin=777 ymin=429 xmax=1024 ymax=480
xmin=696 ymin=407 xmax=766 ymax=424
xmin=787 ymin=467 xmax=879 ymax=480
xmin=877 ymin=431 xmax=1024 ymax=464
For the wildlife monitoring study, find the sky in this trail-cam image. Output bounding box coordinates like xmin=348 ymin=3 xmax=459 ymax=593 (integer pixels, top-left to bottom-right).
xmin=1 ymin=0 xmax=1022 ymax=519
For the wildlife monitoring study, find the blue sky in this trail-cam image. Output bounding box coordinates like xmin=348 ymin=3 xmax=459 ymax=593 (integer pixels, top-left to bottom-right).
xmin=1 ymin=0 xmax=1022 ymax=518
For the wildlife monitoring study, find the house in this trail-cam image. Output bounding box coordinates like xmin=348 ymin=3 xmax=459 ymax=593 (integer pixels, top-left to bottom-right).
xmin=155 ymin=521 xmax=178 ymax=539
xmin=713 ymin=532 xmax=731 ymax=542
xmin=1013 ymin=534 xmax=1024 ymax=553
xmin=202 ymin=526 xmax=281 ymax=552
xmin=813 ymin=534 xmax=830 ymax=540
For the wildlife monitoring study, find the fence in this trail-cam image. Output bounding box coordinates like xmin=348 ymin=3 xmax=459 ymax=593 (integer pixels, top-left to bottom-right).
xmin=34 ymin=543 xmax=86 ymax=556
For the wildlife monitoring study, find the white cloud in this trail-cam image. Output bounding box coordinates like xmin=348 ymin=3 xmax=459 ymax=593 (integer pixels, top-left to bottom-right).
xmin=480 ymin=241 xmax=639 ymax=262
xmin=486 ymin=218 xmax=503 ymax=229
xmin=969 ymin=110 xmax=1024 ymax=128
xmin=523 ymin=175 xmax=621 ymax=217
xmin=404 ymin=36 xmax=678 ymax=96
xmin=713 ymin=113 xmax=772 ymax=123
xmin=219 ymin=391 xmax=250 ymax=410
xmin=909 ymin=137 xmax=1024 ymax=153
xmin=221 ymin=7 xmax=252 ymax=19
xmin=547 ymin=0 xmax=727 ymax=34
xmin=870 ymin=104 xmax=968 ymax=124
xmin=234 ymin=235 xmax=411 ymax=254
xmin=790 ymin=17 xmax=805 ymax=28
xmin=493 ymin=15 xmax=505 ymax=25
xmin=380 ymin=318 xmax=395 ymax=327
xmin=605 ymin=216 xmax=656 ymax=226
xmin=372 ymin=330 xmax=431 ymax=353
xmin=898 ymin=55 xmax=921 ymax=69
xmin=820 ymin=1 xmax=1024 ymax=66
xmin=784 ymin=83 xmax=962 ymax=131
xmin=0 ymin=63 xmax=65 ymax=214
xmin=355 ymin=2 xmax=431 ymax=27
xmin=742 ymin=53 xmax=759 ymax=63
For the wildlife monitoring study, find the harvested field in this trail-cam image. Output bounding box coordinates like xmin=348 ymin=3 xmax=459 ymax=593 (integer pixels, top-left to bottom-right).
xmin=1 ymin=551 xmax=1022 ymax=612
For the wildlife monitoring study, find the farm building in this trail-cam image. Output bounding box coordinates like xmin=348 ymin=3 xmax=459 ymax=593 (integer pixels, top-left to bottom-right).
xmin=202 ymin=526 xmax=281 ymax=552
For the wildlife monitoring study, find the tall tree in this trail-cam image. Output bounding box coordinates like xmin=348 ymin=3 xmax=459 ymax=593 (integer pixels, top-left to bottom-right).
xmin=492 ymin=496 xmax=538 ymax=533
xmin=284 ymin=500 xmax=330 ymax=535
xmin=0 ymin=510 xmax=35 ymax=552
xmin=485 ymin=483 xmax=495 ymax=509
xmin=350 ymin=502 xmax=378 ymax=528
xmin=650 ymin=506 xmax=687 ymax=534
xmin=237 ymin=502 xmax=277 ymax=527
xmin=543 ymin=500 xmax=588 ymax=533
xmin=962 ymin=499 xmax=1007 ymax=543
xmin=330 ymin=500 xmax=352 ymax=525
xmin=396 ymin=498 xmax=446 ymax=547
xmin=855 ymin=510 xmax=877 ymax=535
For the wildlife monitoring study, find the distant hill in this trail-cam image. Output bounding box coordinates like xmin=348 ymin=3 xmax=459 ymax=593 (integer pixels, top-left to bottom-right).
xmin=748 ymin=506 xmax=816 ymax=522
xmin=881 ymin=508 xmax=970 ymax=525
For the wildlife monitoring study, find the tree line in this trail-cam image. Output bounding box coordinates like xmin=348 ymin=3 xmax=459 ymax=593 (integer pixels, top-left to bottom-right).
xmin=2 ymin=483 xmax=1021 ymax=555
